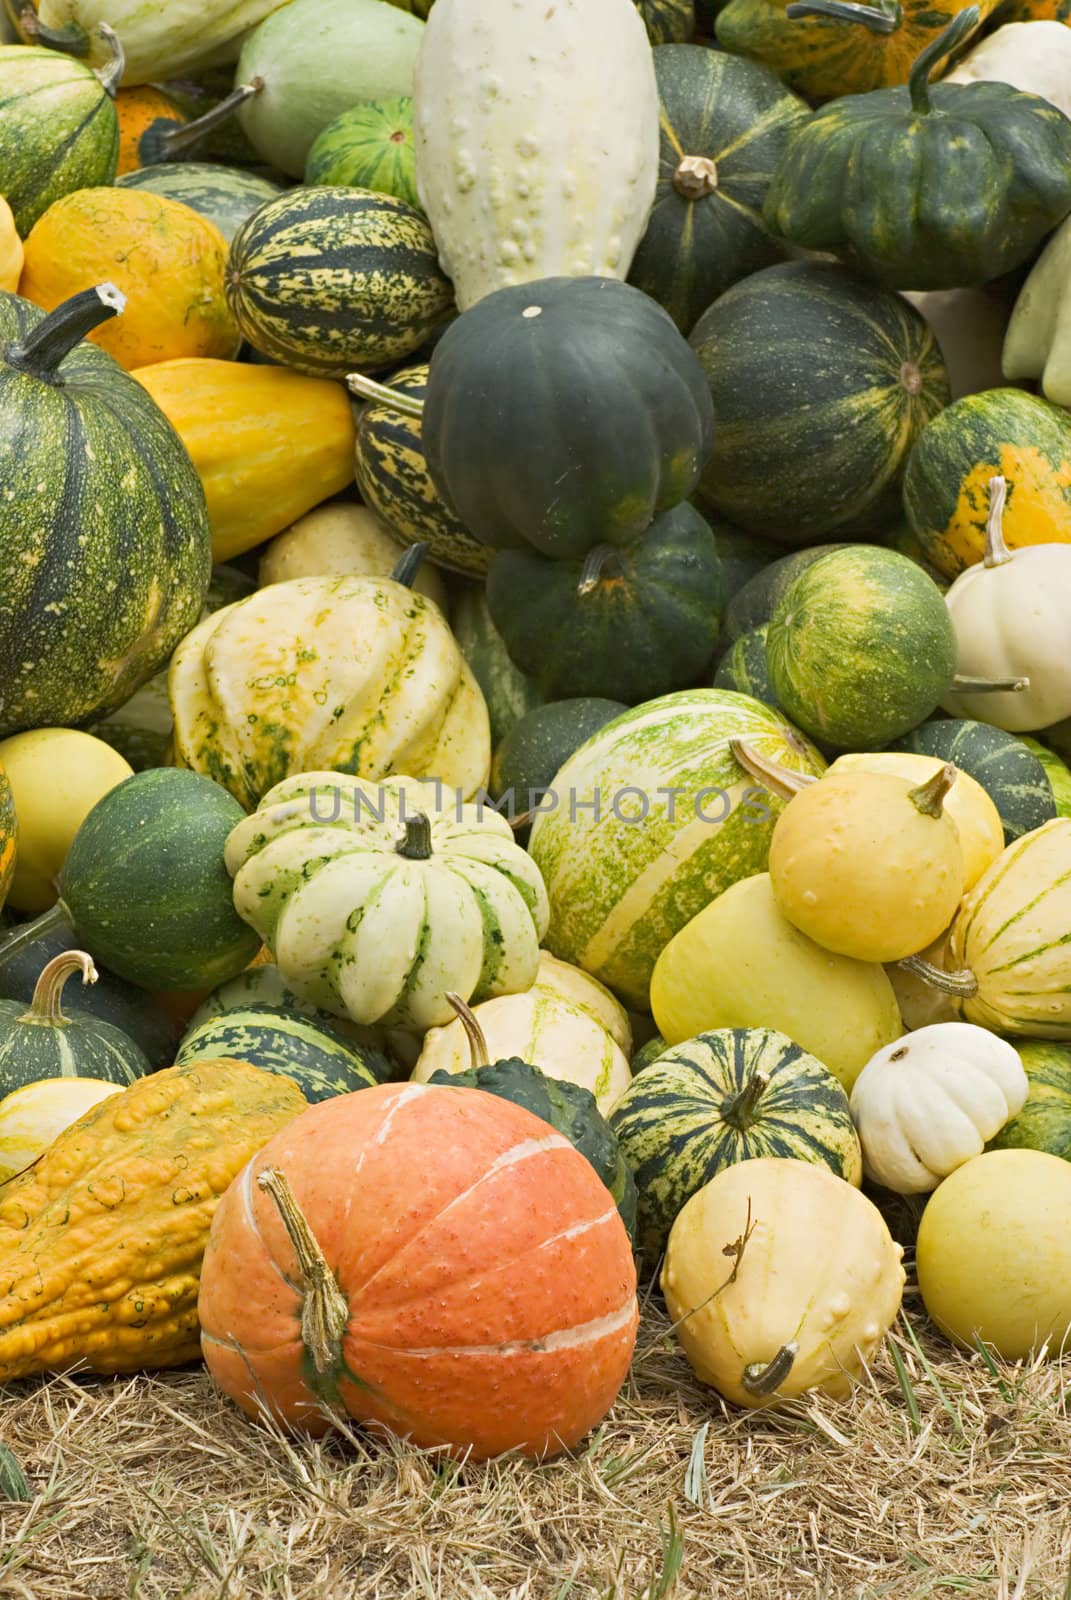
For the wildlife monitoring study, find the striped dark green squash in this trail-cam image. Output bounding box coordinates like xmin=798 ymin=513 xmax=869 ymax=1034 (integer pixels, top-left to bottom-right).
xmin=0 ymin=950 xmax=150 ymax=1095
xmin=609 ymin=1026 xmax=862 ymax=1263
xmin=713 ymin=624 xmax=778 ymax=707
xmin=0 ymin=43 xmax=119 ymax=235
xmin=766 ymin=546 xmax=956 ymax=750
xmin=116 ymin=162 xmax=284 ymax=243
xmin=722 ymin=542 xmax=847 ymax=646
xmin=629 ymin=45 xmax=809 ymax=333
xmin=636 ymin=0 xmax=695 ymax=40
xmin=0 ymin=286 xmax=211 ymax=736
xmin=891 ymin=719 xmax=1057 ymax=844
xmin=688 ymin=261 xmax=950 ymax=541
xmin=176 ymin=1003 xmax=386 ymax=1101
xmin=305 ymin=98 xmax=419 ymax=210
xmin=988 ymin=1041 xmax=1071 ymax=1160
xmin=353 ymin=362 xmax=490 ymax=577
xmin=225 ymin=186 xmax=454 ymax=376
xmin=451 ymin=585 xmax=543 ymax=744
xmin=1020 ymin=737 xmax=1071 ymax=820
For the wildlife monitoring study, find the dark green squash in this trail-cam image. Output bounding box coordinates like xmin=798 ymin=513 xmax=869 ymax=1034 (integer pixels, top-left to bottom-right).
xmin=452 ymin=586 xmax=544 ymax=746
xmin=631 ymin=1033 xmax=667 ymax=1075
xmin=305 ymin=97 xmax=419 ymax=210
xmin=485 ymin=503 xmax=725 ymax=703
xmin=0 ymin=286 xmax=211 ymax=737
xmin=0 ymin=950 xmax=150 ymax=1094
xmin=629 ymin=45 xmax=810 ymax=333
xmin=763 ymin=9 xmax=1071 ymax=291
xmin=636 ymin=0 xmax=696 ymax=40
xmin=176 ymin=1003 xmax=387 ymax=1100
xmin=422 ymin=276 xmax=715 ymax=560
xmin=490 ymin=698 xmax=628 ymax=843
xmin=713 ymin=623 xmax=778 ymax=707
xmin=891 ymin=718 xmax=1057 ymax=844
xmin=116 ymin=162 xmax=284 ymax=243
xmin=987 ymin=1041 xmax=1071 ymax=1160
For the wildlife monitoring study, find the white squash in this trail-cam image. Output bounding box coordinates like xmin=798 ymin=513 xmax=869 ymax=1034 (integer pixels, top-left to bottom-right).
xmin=412 ymin=0 xmax=659 ymax=311
xmin=257 ymin=503 xmax=449 ymax=615
xmin=850 ymin=1023 xmax=1027 ymax=1195
xmin=902 ymin=289 xmax=1010 ymax=400
xmin=19 ymin=0 xmax=290 ymax=84
xmin=1004 ymin=210 xmax=1071 ymax=406
xmin=940 ymin=475 xmax=1071 ymax=731
xmin=945 ymin=22 xmax=1071 ymax=118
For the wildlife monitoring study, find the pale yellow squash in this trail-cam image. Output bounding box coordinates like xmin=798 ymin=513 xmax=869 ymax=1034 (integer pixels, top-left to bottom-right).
xmin=258 ymin=502 xmax=449 ymax=614
xmin=0 ymin=1078 xmax=122 ymax=1184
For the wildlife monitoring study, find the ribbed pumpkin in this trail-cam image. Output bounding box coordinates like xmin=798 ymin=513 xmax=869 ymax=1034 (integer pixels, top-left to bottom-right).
xmin=225 ymin=186 xmax=453 ymax=377
xmin=0 ymin=198 xmax=20 ymax=294
xmin=198 ymin=1082 xmax=639 ymax=1457
xmin=176 ymin=1004 xmax=386 ymax=1101
xmin=892 ymin=718 xmax=1056 ymax=844
xmin=988 ymin=1041 xmax=1071 ymax=1160
xmin=305 ymin=98 xmax=419 ymax=209
xmin=0 ymin=950 xmax=149 ymax=1093
xmin=0 ymin=1059 xmax=306 ymax=1380
xmin=610 ymin=1029 xmax=862 ymax=1265
xmin=116 ymin=162 xmax=284 ymax=243
xmin=0 ymin=761 xmax=16 ymax=914
xmin=0 ymin=40 xmax=120 ymax=235
xmin=131 ymin=359 xmax=357 ymax=564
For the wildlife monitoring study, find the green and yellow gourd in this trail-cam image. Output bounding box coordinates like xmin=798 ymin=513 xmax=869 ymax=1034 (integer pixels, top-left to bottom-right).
xmin=1021 ymin=737 xmax=1071 ymax=819
xmin=305 ymin=98 xmax=419 ymax=209
xmin=714 ymin=626 xmax=779 ymax=708
xmin=0 ymin=951 xmax=150 ymax=1092
xmin=175 ymin=1004 xmax=388 ymax=1100
xmin=116 ymin=162 xmax=284 ymax=243
xmin=892 ymin=718 xmax=1056 ymax=843
xmin=636 ymin=0 xmax=696 ymax=40
xmin=988 ymin=1041 xmax=1071 ymax=1160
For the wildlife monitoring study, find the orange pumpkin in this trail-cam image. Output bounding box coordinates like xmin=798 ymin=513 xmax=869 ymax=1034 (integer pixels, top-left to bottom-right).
xmin=18 ymin=188 xmax=239 ymax=369
xmin=0 ymin=760 xmax=15 ymax=913
xmin=114 ymin=86 xmax=187 ymax=174
xmin=198 ymin=1082 xmax=639 ymax=1459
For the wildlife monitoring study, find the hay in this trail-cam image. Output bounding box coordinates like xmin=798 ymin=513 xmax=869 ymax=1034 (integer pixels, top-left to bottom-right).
xmin=3 ymin=1290 xmax=1070 ymax=1599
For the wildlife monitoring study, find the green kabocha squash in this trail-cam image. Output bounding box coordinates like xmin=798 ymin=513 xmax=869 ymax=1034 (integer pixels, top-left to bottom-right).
xmin=609 ymin=1027 xmax=862 ymax=1264
xmin=689 ymin=262 xmax=948 ymax=541
xmin=225 ymin=186 xmax=453 ymax=377
xmin=0 ymin=950 xmax=150 ymax=1094
xmin=763 ymin=9 xmax=1071 ymax=291
xmin=714 ymin=625 xmax=778 ymax=708
xmin=116 ymin=162 xmax=284 ymax=243
xmin=490 ymin=699 xmax=629 ymax=819
xmin=0 ymin=284 xmax=211 ymax=737
xmin=451 ymin=586 xmax=543 ymax=746
xmin=176 ymin=1004 xmax=387 ymax=1100
xmin=485 ymin=503 xmax=725 ymax=704
xmin=1020 ymin=737 xmax=1071 ymax=820
xmin=891 ymin=718 xmax=1056 ymax=844
xmin=988 ymin=1041 xmax=1071 ymax=1160
xmin=421 ymin=276 xmax=715 ymax=561
xmin=628 ymin=45 xmax=810 ymax=333
xmin=305 ymin=98 xmax=419 ymax=210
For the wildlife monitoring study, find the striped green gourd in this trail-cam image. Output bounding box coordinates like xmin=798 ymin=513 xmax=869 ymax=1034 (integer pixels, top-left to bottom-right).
xmin=631 ymin=1033 xmax=667 ymax=1074
xmin=0 ymin=951 xmax=150 ymax=1094
xmin=609 ymin=1026 xmax=862 ymax=1263
xmin=1019 ymin=736 xmax=1071 ymax=820
xmin=0 ymin=41 xmax=120 ymax=234
xmin=891 ymin=719 xmax=1056 ymax=844
xmin=988 ymin=1041 xmax=1071 ymax=1161
xmin=713 ymin=624 xmax=778 ymax=707
xmin=305 ymin=98 xmax=419 ymax=210
xmin=722 ymin=543 xmax=847 ymax=646
xmin=528 ymin=689 xmax=826 ymax=1009
xmin=225 ymin=186 xmax=453 ymax=376
xmin=451 ymin=586 xmax=543 ymax=744
xmin=116 ymin=162 xmax=283 ymax=243
xmin=176 ymin=1004 xmax=388 ymax=1100
xmin=636 ymin=0 xmax=696 ymax=40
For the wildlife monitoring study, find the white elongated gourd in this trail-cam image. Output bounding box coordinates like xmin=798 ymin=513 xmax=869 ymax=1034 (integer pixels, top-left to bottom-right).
xmin=940 ymin=475 xmax=1071 ymax=731
xmin=412 ymin=0 xmax=659 ymax=310
xmin=23 ymin=0 xmax=290 ymax=85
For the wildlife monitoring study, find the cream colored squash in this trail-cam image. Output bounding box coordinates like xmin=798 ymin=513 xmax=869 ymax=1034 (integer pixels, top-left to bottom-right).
xmin=849 ymin=1023 xmax=1027 ymax=1194
xmin=412 ymin=0 xmax=659 ymax=310
xmin=1004 ymin=210 xmax=1071 ymax=406
xmin=902 ymin=288 xmax=1010 ymax=401
xmin=0 ymin=1077 xmax=122 ymax=1184
xmin=528 ymin=951 xmax=632 ymax=1056
xmin=945 ymin=23 xmax=1071 ymax=118
xmin=19 ymin=0 xmax=291 ymax=85
xmin=661 ymin=1158 xmax=905 ymax=1408
xmin=258 ymin=504 xmax=448 ymax=614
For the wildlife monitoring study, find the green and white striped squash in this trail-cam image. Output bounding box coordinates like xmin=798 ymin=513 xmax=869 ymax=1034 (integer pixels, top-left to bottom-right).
xmin=116 ymin=162 xmax=284 ymax=243
xmin=609 ymin=1026 xmax=862 ymax=1264
xmin=528 ymin=689 xmax=826 ymax=1009
xmin=713 ymin=624 xmax=778 ymax=708
xmin=988 ymin=1041 xmax=1071 ymax=1161
xmin=305 ymin=98 xmax=419 ymax=210
xmin=892 ymin=718 xmax=1056 ymax=844
xmin=225 ymin=186 xmax=453 ymax=376
xmin=0 ymin=951 xmax=150 ymax=1095
xmin=175 ymin=1004 xmax=388 ymax=1099
xmin=0 ymin=42 xmax=120 ymax=235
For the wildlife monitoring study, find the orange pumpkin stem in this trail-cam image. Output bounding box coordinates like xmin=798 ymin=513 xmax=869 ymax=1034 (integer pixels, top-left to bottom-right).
xmin=256 ymin=1166 xmax=350 ymax=1403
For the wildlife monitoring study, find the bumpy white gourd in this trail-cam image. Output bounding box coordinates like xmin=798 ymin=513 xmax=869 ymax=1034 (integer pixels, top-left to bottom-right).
xmin=940 ymin=475 xmax=1071 ymax=731
xmin=412 ymin=0 xmax=659 ymax=310
xmin=945 ymin=22 xmax=1071 ymax=118
xmin=850 ymin=1022 xmax=1027 ymax=1194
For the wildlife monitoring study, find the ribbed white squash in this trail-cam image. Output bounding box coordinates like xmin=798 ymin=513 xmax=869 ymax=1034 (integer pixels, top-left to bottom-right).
xmin=412 ymin=0 xmax=659 ymax=310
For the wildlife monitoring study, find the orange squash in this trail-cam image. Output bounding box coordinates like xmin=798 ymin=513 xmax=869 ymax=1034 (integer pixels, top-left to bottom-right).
xmin=18 ymin=188 xmax=239 ymax=369
xmin=114 ymin=85 xmax=186 ymax=174
xmin=198 ymin=1081 xmax=639 ymax=1459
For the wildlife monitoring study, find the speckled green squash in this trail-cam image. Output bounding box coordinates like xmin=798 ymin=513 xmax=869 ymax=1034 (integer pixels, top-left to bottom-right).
xmin=116 ymin=162 xmax=284 ymax=243
xmin=225 ymin=186 xmax=453 ymax=376
xmin=528 ymin=689 xmax=826 ymax=1009
xmin=1018 ymin=738 xmax=1071 ymax=820
xmin=305 ymin=98 xmax=419 ymax=210
xmin=891 ymin=718 xmax=1056 ymax=844
xmin=766 ymin=546 xmax=956 ymax=750
xmin=175 ymin=1004 xmax=386 ymax=1100
xmin=689 ymin=262 xmax=949 ymax=541
xmin=491 ymin=699 xmax=629 ymax=810
xmin=0 ymin=952 xmax=150 ymax=1095
xmin=609 ymin=1026 xmax=862 ymax=1263
xmin=0 ymin=45 xmax=119 ymax=235
xmin=713 ymin=624 xmax=778 ymax=707
xmin=988 ymin=1040 xmax=1071 ymax=1160
xmin=722 ymin=543 xmax=847 ymax=646
xmin=353 ymin=362 xmax=490 ymax=577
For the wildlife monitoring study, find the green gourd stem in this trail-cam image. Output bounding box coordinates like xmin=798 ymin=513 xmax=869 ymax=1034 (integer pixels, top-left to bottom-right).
xmin=785 ymin=0 xmax=901 ymax=34
xmin=19 ymin=949 xmax=97 ymax=1026
xmin=18 ymin=5 xmax=90 ymax=54
xmin=395 ymin=811 xmax=433 ymax=859
xmin=389 ymin=542 xmax=428 ymax=588
xmin=674 ymin=156 xmax=719 ymax=200
xmin=0 ymin=902 xmax=73 ymax=973
xmin=721 ymin=1071 xmax=771 ymax=1132
xmin=257 ymin=1167 xmax=349 ymax=1385
xmin=741 ymin=1341 xmax=799 ymax=1397
xmin=728 ymin=738 xmax=818 ymax=800
xmin=93 ymin=24 xmax=124 ymax=96
xmin=445 ymin=992 xmax=492 ymax=1069
xmin=908 ymin=6 xmax=981 ymax=116
xmin=950 ymin=675 xmax=1029 ymax=694
xmin=577 ymin=544 xmax=626 ymax=597
xmin=982 ymin=475 xmax=1014 ymax=569
xmin=151 ymin=79 xmax=263 ymax=161
xmin=345 ymin=372 xmax=425 ymax=418
xmin=896 ymin=954 xmax=979 ymax=998
xmin=5 ymin=283 xmax=126 ymax=378
xmin=908 ymin=761 xmax=956 ymax=818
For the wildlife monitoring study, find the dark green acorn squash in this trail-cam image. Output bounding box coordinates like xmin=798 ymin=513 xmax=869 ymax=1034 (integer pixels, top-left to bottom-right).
xmin=116 ymin=162 xmax=284 ymax=243
xmin=489 ymin=698 xmax=628 ymax=843
xmin=0 ymin=286 xmax=211 ymax=737
xmin=891 ymin=719 xmax=1056 ymax=844
xmin=0 ymin=41 xmax=120 ymax=235
xmin=763 ymin=9 xmax=1071 ymax=291
xmin=628 ymin=45 xmax=810 ymax=333
xmin=422 ymin=276 xmax=715 ymax=560
xmin=988 ymin=1041 xmax=1071 ymax=1160
xmin=305 ymin=98 xmax=419 ymax=210
xmin=176 ymin=1003 xmax=387 ymax=1100
xmin=0 ymin=949 xmax=150 ymax=1094
xmin=713 ymin=624 xmax=779 ymax=708
xmin=689 ymin=262 xmax=949 ymax=541
xmin=485 ymin=503 xmax=725 ymax=703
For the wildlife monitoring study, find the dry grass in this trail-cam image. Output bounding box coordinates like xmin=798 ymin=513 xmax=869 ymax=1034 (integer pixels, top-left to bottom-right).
xmin=2 ymin=1284 xmax=1071 ymax=1600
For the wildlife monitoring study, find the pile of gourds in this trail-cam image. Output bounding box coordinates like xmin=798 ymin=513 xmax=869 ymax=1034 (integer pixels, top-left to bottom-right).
xmin=4 ymin=0 xmax=1071 ymax=1462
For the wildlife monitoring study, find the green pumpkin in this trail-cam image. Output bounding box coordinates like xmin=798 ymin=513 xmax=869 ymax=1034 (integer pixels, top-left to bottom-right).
xmin=988 ymin=1041 xmax=1071 ymax=1160
xmin=631 ymin=1033 xmax=667 ymax=1075
xmin=1019 ymin=737 xmax=1071 ymax=820
xmin=423 ymin=276 xmax=715 ymax=561
xmin=766 ymin=546 xmax=956 ymax=750
xmin=0 ymin=42 xmax=120 ymax=234
xmin=451 ymin=586 xmax=543 ymax=747
xmin=0 ymin=286 xmax=211 ymax=736
xmin=609 ymin=1027 xmax=862 ymax=1264
xmin=890 ymin=718 xmax=1056 ymax=844
xmin=689 ymin=261 xmax=949 ymax=541
xmin=763 ymin=10 xmax=1071 ymax=291
xmin=628 ymin=45 xmax=809 ymax=333
xmin=485 ymin=503 xmax=725 ymax=704
xmin=0 ymin=950 xmax=150 ymax=1094
xmin=713 ymin=624 xmax=778 ymax=708
xmin=176 ymin=1003 xmax=387 ymax=1099
xmin=305 ymin=97 xmax=419 ymax=210
xmin=116 ymin=162 xmax=284 ymax=243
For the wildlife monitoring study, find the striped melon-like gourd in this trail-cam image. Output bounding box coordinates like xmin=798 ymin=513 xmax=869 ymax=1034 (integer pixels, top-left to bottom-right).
xmin=305 ymin=98 xmax=420 ymax=210
xmin=1021 ymin=737 xmax=1071 ymax=819
xmin=609 ymin=1027 xmax=862 ymax=1263
xmin=225 ymin=186 xmax=453 ymax=376
xmin=176 ymin=1004 xmax=388 ymax=1099
xmin=412 ymin=0 xmax=660 ymax=310
xmin=528 ymin=690 xmax=826 ymax=1009
xmin=988 ymin=1040 xmax=1071 ymax=1159
xmin=117 ymin=162 xmax=284 ymax=243
xmin=0 ymin=41 xmax=120 ymax=234
xmin=893 ymin=718 xmax=1056 ymax=844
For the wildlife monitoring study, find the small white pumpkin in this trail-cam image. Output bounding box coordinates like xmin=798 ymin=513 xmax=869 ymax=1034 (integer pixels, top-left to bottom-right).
xmin=850 ymin=1022 xmax=1028 ymax=1195
xmin=940 ymin=475 xmax=1071 ymax=732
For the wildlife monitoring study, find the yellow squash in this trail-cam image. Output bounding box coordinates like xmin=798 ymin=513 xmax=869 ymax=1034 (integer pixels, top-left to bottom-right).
xmin=0 ymin=196 xmax=22 ymax=292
